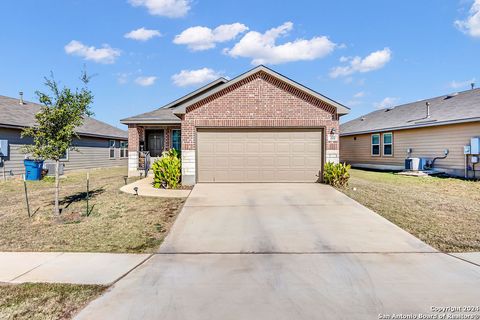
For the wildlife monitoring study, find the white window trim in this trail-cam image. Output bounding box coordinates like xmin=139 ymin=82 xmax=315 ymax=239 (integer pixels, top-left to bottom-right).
xmin=60 ymin=149 xmax=69 ymax=161
xmin=171 ymin=129 xmax=181 ymax=152
xmin=382 ymin=132 xmax=393 ymax=157
xmin=371 ymin=134 xmax=380 ymax=156
xmin=120 ymin=141 xmax=128 ymax=158
xmin=109 ymin=140 xmax=116 ymax=159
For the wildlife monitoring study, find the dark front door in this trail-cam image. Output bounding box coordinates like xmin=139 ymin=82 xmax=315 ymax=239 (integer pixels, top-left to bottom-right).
xmin=146 ymin=130 xmax=164 ymax=157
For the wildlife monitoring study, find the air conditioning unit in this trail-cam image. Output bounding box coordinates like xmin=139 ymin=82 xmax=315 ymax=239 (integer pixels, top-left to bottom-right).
xmin=405 ymin=158 xmax=429 ymax=171
xmin=43 ymin=163 xmax=64 ymax=176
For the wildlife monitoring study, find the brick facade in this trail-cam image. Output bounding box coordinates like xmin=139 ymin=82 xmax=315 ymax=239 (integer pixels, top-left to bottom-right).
xmin=181 ymin=72 xmax=339 ymax=152
xmin=128 ymin=125 xmax=144 ymax=152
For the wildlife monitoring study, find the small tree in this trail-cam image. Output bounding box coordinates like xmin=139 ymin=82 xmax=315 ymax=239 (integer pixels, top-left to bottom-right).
xmin=22 ymin=71 xmax=93 ymax=216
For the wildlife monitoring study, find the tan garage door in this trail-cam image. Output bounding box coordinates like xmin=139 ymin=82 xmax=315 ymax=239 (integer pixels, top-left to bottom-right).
xmin=197 ymin=129 xmax=323 ymax=182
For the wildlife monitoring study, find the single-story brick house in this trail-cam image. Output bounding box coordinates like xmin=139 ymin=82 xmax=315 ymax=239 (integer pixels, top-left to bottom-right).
xmin=0 ymin=94 xmax=128 ymax=178
xmin=340 ymin=88 xmax=480 ymax=178
xmin=121 ymin=65 xmax=350 ymax=184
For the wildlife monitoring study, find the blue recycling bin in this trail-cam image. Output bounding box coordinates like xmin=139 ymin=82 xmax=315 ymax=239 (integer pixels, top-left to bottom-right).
xmin=24 ymin=159 xmax=44 ymax=180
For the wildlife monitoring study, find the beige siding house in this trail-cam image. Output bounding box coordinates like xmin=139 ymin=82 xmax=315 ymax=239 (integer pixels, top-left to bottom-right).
xmin=0 ymin=95 xmax=128 ymax=178
xmin=340 ymin=89 xmax=480 ymax=178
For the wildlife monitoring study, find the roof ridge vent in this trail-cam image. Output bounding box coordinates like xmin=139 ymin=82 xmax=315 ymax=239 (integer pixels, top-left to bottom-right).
xmin=444 ymin=92 xmax=458 ymax=100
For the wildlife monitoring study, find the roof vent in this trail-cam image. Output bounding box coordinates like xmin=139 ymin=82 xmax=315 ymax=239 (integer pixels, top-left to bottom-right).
xmin=472 ymin=82 xmax=475 ymax=90
xmin=19 ymin=92 xmax=24 ymax=105
xmin=360 ymin=116 xmax=366 ymax=121
xmin=426 ymin=102 xmax=431 ymax=118
xmin=385 ymin=108 xmax=392 ymax=112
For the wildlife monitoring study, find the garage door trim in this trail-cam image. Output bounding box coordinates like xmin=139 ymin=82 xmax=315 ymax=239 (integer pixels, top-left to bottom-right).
xmin=195 ymin=127 xmax=326 ymax=183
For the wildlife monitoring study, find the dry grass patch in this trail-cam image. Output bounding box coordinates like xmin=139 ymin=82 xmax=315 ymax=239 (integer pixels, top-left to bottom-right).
xmin=0 ymin=167 xmax=185 ymax=253
xmin=0 ymin=283 xmax=105 ymax=320
xmin=341 ymin=169 xmax=480 ymax=252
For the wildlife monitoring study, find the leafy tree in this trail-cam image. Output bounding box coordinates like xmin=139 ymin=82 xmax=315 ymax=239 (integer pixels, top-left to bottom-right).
xmin=22 ymin=71 xmax=94 ymax=216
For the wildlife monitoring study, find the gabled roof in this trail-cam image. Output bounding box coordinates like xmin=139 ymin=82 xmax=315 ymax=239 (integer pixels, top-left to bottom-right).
xmin=121 ymin=65 xmax=350 ymax=124
xmin=120 ymin=78 xmax=227 ymax=124
xmin=0 ymin=95 xmax=128 ymax=139
xmin=172 ymin=65 xmax=350 ymax=115
xmin=340 ymin=88 xmax=480 ymax=136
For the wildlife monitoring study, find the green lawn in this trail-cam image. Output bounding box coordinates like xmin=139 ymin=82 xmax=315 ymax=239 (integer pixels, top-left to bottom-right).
xmin=0 ymin=167 xmax=185 ymax=253
xmin=341 ymin=169 xmax=480 ymax=252
xmin=0 ymin=283 xmax=105 ymax=320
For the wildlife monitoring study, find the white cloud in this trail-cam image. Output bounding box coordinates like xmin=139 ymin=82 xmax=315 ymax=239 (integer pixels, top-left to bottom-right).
xmin=135 ymin=76 xmax=157 ymax=86
xmin=224 ymin=22 xmax=336 ymax=65
xmin=117 ymin=73 xmax=129 ymax=84
xmin=374 ymin=97 xmax=398 ymax=110
xmin=172 ymin=68 xmax=222 ymax=87
xmin=353 ymin=91 xmax=365 ymax=98
xmin=64 ymin=40 xmax=121 ymax=64
xmin=128 ymin=0 xmax=190 ymax=17
xmin=455 ymin=0 xmax=480 ymax=37
xmin=330 ymin=48 xmax=392 ymax=78
xmin=125 ymin=27 xmax=161 ymax=41
xmin=449 ymin=78 xmax=476 ymax=89
xmin=174 ymin=23 xmax=248 ymax=51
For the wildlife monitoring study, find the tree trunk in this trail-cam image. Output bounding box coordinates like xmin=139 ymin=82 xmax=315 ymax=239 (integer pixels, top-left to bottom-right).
xmin=54 ymin=160 xmax=60 ymax=216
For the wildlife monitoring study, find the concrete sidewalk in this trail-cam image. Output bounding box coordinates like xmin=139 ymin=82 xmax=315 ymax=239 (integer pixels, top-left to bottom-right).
xmin=0 ymin=252 xmax=150 ymax=285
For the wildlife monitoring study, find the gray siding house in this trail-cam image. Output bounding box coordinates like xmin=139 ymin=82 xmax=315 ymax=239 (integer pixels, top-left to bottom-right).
xmin=0 ymin=94 xmax=128 ymax=178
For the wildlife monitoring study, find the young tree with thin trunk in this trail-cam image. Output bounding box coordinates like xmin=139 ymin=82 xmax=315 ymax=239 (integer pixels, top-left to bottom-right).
xmin=22 ymin=71 xmax=93 ymax=217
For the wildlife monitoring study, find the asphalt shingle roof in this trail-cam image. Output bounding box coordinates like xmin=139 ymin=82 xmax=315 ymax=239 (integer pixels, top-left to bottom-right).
xmin=340 ymin=88 xmax=480 ymax=136
xmin=0 ymin=95 xmax=128 ymax=139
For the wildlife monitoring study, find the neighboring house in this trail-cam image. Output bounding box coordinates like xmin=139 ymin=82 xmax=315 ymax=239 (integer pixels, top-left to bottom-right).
xmin=0 ymin=94 xmax=128 ymax=177
xmin=121 ymin=65 xmax=349 ymax=184
xmin=340 ymin=88 xmax=480 ymax=177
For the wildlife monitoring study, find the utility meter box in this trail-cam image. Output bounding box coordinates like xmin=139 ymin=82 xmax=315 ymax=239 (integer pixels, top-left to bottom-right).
xmin=0 ymin=140 xmax=8 ymax=157
xmin=471 ymin=137 xmax=480 ymax=155
xmin=464 ymin=145 xmax=471 ymax=155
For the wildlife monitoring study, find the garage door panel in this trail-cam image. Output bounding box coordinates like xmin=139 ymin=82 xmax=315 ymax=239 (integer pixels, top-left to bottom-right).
xmin=262 ymin=142 xmax=275 ymax=153
xmin=246 ymin=142 xmax=261 ymax=152
xmin=276 ymin=143 xmax=290 ymax=153
xmin=275 ymin=156 xmax=291 ymax=167
xmin=197 ymin=129 xmax=322 ymax=183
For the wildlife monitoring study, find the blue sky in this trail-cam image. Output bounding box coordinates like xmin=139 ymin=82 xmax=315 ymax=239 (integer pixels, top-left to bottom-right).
xmin=1 ymin=0 xmax=479 ymax=128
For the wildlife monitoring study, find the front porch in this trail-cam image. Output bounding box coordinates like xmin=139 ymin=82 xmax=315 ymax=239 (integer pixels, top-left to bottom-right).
xmin=127 ymin=124 xmax=181 ymax=177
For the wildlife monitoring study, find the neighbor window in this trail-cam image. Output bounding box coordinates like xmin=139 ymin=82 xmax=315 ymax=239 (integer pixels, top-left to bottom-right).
xmin=383 ymin=133 xmax=393 ymax=156
xmin=171 ymin=129 xmax=181 ymax=154
xmin=60 ymin=149 xmax=69 ymax=161
xmin=109 ymin=140 xmax=116 ymax=158
xmin=371 ymin=134 xmax=380 ymax=156
xmin=120 ymin=141 xmax=128 ymax=158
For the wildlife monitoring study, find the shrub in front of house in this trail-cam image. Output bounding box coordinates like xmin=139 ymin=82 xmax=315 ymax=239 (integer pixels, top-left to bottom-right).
xmin=152 ymin=149 xmax=181 ymax=189
xmin=323 ymin=162 xmax=351 ymax=188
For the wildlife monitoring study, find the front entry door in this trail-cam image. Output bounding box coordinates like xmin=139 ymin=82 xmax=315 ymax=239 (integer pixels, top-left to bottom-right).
xmin=147 ymin=130 xmax=164 ymax=157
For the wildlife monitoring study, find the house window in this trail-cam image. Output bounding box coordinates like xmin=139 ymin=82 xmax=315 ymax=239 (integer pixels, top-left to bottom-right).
xmin=109 ymin=140 xmax=116 ymax=159
xmin=171 ymin=129 xmax=181 ymax=153
xmin=371 ymin=134 xmax=380 ymax=156
xmin=383 ymin=133 xmax=393 ymax=156
xmin=60 ymin=149 xmax=69 ymax=161
xmin=120 ymin=141 xmax=128 ymax=158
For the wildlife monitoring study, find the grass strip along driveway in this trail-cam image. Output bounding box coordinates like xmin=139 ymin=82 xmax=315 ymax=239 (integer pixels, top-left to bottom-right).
xmin=341 ymin=169 xmax=480 ymax=252
xmin=0 ymin=283 xmax=105 ymax=320
xmin=0 ymin=167 xmax=185 ymax=253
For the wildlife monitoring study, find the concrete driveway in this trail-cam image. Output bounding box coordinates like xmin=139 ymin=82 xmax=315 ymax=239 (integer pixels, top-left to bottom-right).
xmin=76 ymin=183 xmax=480 ymax=320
